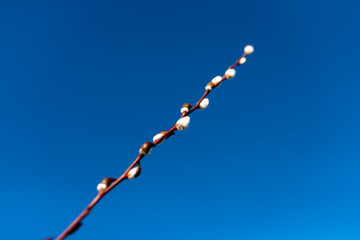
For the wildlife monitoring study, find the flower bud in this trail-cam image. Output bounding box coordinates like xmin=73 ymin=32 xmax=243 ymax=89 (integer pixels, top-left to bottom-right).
xmin=225 ymin=68 xmax=236 ymax=79
xmin=176 ymin=116 xmax=190 ymax=130
xmin=153 ymin=131 xmax=175 ymax=144
xmin=97 ymin=177 xmax=116 ymax=191
xmin=199 ymin=98 xmax=209 ymax=109
xmin=68 ymin=222 xmax=82 ymax=235
xmin=211 ymin=76 xmax=223 ymax=85
xmin=180 ymin=103 xmax=192 ymax=113
xmin=239 ymin=57 xmax=246 ymax=65
xmin=139 ymin=142 xmax=154 ymax=155
xmin=153 ymin=132 xmax=165 ymax=142
xmin=127 ymin=164 xmax=141 ymax=180
xmin=244 ymin=45 xmax=254 ymax=55
xmin=205 ymin=82 xmax=215 ymax=91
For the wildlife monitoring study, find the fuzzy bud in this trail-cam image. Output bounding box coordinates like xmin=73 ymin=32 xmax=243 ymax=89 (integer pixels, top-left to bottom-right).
xmin=97 ymin=183 xmax=107 ymax=191
xmin=97 ymin=177 xmax=116 ymax=191
xmin=139 ymin=142 xmax=154 ymax=155
xmin=153 ymin=132 xmax=165 ymax=142
xmin=205 ymin=82 xmax=215 ymax=90
xmin=181 ymin=103 xmax=192 ymax=113
xmin=239 ymin=57 xmax=246 ymax=65
xmin=211 ymin=76 xmax=223 ymax=85
xmin=176 ymin=116 xmax=190 ymax=130
xmin=244 ymin=45 xmax=254 ymax=55
xmin=127 ymin=164 xmax=141 ymax=180
xmin=153 ymin=131 xmax=175 ymax=144
xmin=199 ymin=98 xmax=209 ymax=109
xmin=225 ymin=68 xmax=236 ymax=79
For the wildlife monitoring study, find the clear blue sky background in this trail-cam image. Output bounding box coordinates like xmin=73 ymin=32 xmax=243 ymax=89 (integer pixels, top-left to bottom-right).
xmin=1 ymin=1 xmax=359 ymax=239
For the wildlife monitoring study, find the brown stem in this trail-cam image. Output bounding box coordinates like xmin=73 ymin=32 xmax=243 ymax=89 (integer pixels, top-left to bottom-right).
xmin=53 ymin=49 xmax=250 ymax=240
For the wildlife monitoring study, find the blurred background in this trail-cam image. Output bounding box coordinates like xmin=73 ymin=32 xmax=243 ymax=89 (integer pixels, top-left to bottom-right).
xmin=0 ymin=1 xmax=359 ymax=239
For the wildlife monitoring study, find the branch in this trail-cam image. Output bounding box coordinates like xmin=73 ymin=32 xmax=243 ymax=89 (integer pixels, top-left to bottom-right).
xmin=51 ymin=45 xmax=254 ymax=240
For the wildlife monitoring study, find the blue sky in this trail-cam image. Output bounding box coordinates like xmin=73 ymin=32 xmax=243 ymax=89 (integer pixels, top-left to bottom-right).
xmin=1 ymin=1 xmax=359 ymax=239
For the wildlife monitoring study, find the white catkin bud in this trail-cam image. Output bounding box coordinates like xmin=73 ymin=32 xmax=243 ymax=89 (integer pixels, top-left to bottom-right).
xmin=127 ymin=165 xmax=141 ymax=180
xmin=244 ymin=45 xmax=254 ymax=55
xmin=239 ymin=57 xmax=246 ymax=65
xmin=225 ymin=68 xmax=236 ymax=79
xmin=199 ymin=98 xmax=209 ymax=109
xmin=97 ymin=183 xmax=107 ymax=191
xmin=211 ymin=76 xmax=223 ymax=85
xmin=153 ymin=133 xmax=164 ymax=142
xmin=205 ymin=85 xmax=212 ymax=90
xmin=176 ymin=116 xmax=190 ymax=130
xmin=181 ymin=107 xmax=189 ymax=113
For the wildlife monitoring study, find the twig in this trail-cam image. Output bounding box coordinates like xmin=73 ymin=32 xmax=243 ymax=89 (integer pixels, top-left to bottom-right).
xmin=52 ymin=45 xmax=254 ymax=240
